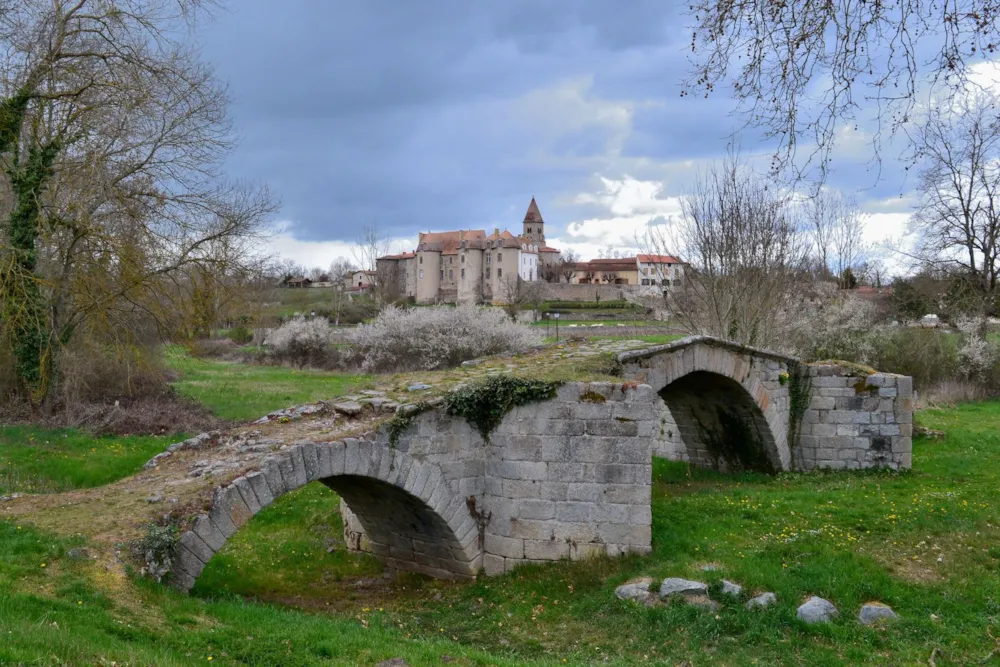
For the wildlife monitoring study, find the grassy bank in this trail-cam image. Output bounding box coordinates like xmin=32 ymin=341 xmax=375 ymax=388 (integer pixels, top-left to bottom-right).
xmin=0 ymin=426 xmax=182 ymax=495
xmin=163 ymin=346 xmax=369 ymax=421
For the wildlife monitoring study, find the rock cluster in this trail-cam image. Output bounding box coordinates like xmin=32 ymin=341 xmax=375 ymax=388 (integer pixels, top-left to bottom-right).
xmin=614 ymin=576 xmax=898 ymax=627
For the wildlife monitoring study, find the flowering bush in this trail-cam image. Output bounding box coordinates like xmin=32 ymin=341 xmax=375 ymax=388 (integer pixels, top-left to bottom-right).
xmin=794 ymin=295 xmax=885 ymax=363
xmin=347 ymin=305 xmax=542 ymax=372
xmin=955 ymin=317 xmax=998 ymax=382
xmin=265 ymin=316 xmax=334 ymax=367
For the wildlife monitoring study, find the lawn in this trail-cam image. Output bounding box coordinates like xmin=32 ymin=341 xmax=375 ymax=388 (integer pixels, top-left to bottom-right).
xmin=0 ymin=426 xmax=182 ymax=495
xmin=163 ymin=345 xmax=369 ymax=421
xmin=543 ymin=333 xmax=684 ymax=345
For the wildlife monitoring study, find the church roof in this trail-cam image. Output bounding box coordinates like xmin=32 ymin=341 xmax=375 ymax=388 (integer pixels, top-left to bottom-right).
xmin=523 ymin=197 xmax=544 ymax=224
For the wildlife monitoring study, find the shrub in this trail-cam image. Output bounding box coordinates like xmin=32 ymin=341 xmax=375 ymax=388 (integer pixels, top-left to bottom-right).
xmin=226 ymin=326 xmax=254 ymax=344
xmin=266 ymin=316 xmax=334 ymax=368
xmin=347 ymin=305 xmax=542 ymax=372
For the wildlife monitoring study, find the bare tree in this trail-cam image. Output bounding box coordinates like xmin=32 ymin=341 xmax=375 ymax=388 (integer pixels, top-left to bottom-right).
xmin=558 ymin=249 xmax=579 ymax=283
xmin=352 ymin=225 xmax=396 ymax=302
xmin=806 ymin=191 xmax=869 ymax=288
xmin=912 ymin=89 xmax=1000 ymax=314
xmin=0 ymin=0 xmax=275 ymax=408
xmin=643 ymin=152 xmax=810 ymax=346
xmin=497 ymin=275 xmax=539 ymax=321
xmin=685 ymin=0 xmax=1000 ymax=179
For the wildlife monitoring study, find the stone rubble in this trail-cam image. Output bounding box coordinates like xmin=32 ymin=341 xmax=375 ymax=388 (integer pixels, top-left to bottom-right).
xmin=721 ymin=579 xmax=743 ymax=596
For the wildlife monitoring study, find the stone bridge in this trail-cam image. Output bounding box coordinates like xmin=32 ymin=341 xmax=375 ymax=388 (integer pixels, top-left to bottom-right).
xmin=169 ymin=337 xmax=913 ymax=591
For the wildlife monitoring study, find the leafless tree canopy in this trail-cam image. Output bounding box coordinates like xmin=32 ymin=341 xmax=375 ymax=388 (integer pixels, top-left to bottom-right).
xmin=644 ymin=153 xmax=810 ymax=347
xmin=0 ymin=0 xmax=275 ymax=406
xmin=912 ymin=89 xmax=1000 ymax=310
xmin=807 ymin=190 xmax=869 ymax=287
xmin=686 ymin=0 xmax=1000 ymax=179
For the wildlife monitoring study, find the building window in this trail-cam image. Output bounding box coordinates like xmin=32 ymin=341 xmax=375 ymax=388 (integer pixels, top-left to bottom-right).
xmin=527 ymin=227 xmax=532 ymax=233
xmin=486 ymin=253 xmax=490 ymax=264
xmin=440 ymin=270 xmax=444 ymax=279
xmin=449 ymin=269 xmax=454 ymax=279
xmin=461 ymin=268 xmax=465 ymax=279
xmin=661 ymin=279 xmax=669 ymax=286
xmin=461 ymin=255 xmax=465 ymax=263
xmin=498 ymin=252 xmax=502 ymax=262
xmin=498 ymin=268 xmax=502 ymax=278
xmin=419 ymin=269 xmax=424 ymax=279
xmin=486 ymin=268 xmax=491 ymax=279
xmin=419 ymin=256 xmax=423 ymax=264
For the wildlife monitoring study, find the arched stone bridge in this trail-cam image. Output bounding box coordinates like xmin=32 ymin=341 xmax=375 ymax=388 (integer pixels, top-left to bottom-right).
xmin=169 ymin=337 xmax=913 ymax=591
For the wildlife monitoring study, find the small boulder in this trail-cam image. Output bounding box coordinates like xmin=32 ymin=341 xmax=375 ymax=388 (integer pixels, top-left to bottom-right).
xmin=332 ymin=401 xmax=363 ymax=417
xmin=699 ymin=563 xmax=720 ymax=572
xmin=407 ymin=383 xmax=433 ymax=391
xmin=858 ymin=602 xmax=898 ymax=625
xmin=659 ymin=578 xmax=709 ymax=599
xmin=746 ymin=592 xmax=777 ymax=609
xmin=375 ymin=660 xmax=410 ymax=667
xmin=615 ymin=577 xmax=656 ymax=604
xmin=797 ymin=596 xmax=838 ymax=624
xmin=721 ymin=580 xmax=743 ymax=597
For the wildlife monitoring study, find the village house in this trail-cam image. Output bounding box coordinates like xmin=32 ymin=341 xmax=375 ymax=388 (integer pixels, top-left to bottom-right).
xmin=566 ymin=255 xmax=686 ymax=287
xmin=376 ymin=198 xmax=561 ymax=304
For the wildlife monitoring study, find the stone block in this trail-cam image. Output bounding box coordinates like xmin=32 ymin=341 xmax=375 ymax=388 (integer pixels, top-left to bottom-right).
xmin=276 ymin=450 xmax=302 ymax=491
xmin=508 ymin=518 xmax=554 ymax=540
xmin=192 ymin=514 xmax=226 ymax=551
xmin=169 ymin=569 xmax=196 ymax=592
xmin=502 ymin=479 xmax=543 ymax=499
xmin=896 ymin=376 xmax=913 ymax=398
xmin=591 ymin=503 xmax=629 ymax=524
xmin=811 ymin=396 xmax=836 ymax=410
xmin=879 ymin=387 xmax=898 ymax=398
xmin=485 ymin=533 xmax=524 ymax=559
xmin=173 ymin=541 xmax=206 ymax=578
xmin=518 ymin=499 xmax=556 ymax=520
xmin=208 ymin=491 xmax=240 ymax=538
xmin=232 ymin=476 xmax=262 ymax=515
xmin=552 ymin=521 xmax=598 ymax=542
xmin=524 ymin=539 xmax=568 ymax=560
xmin=299 ymin=442 xmax=320 ymax=481
xmin=556 ymin=501 xmax=592 ymax=523
xmin=569 ymin=542 xmax=605 ymax=561
xmin=540 ymin=437 xmax=572 ymax=462
xmin=503 ymin=460 xmax=548 ymax=481
xmin=483 ymin=553 xmax=505 ymax=576
xmin=827 ymin=411 xmax=856 ymax=424
xmin=179 ymin=530 xmax=214 ymax=564
xmin=585 ymin=419 xmax=639 ymax=437
xmin=329 ymin=441 xmax=346 ymax=476
xmin=344 ymin=439 xmax=360 ymax=476
xmin=566 ymin=483 xmax=603 ymax=502
xmin=260 ymin=457 xmax=286 ymax=498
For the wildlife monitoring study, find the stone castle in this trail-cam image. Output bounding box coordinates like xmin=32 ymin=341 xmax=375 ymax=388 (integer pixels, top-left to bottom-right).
xmin=376 ymin=198 xmax=562 ymax=304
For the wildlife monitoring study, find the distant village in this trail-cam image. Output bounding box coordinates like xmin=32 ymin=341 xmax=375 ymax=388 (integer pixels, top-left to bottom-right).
xmin=282 ymin=198 xmax=687 ymax=305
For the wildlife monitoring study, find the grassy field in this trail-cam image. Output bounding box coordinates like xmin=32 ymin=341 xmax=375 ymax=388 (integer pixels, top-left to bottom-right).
xmin=0 ymin=426 xmax=182 ymax=495
xmin=3 ymin=397 xmax=999 ymax=664
xmin=543 ymin=333 xmax=684 ymax=345
xmin=163 ymin=346 xmax=369 ymax=421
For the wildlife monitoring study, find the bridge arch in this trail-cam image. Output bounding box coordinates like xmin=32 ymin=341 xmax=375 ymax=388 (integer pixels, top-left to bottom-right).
xmin=618 ymin=337 xmax=793 ymax=472
xmin=168 ymin=440 xmax=480 ymax=592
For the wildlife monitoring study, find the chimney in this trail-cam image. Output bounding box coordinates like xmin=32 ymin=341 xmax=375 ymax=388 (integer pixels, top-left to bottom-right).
xmin=494 ymin=227 xmax=499 ymax=236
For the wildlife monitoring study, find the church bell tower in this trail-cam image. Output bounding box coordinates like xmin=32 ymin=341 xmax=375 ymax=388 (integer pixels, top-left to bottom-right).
xmin=522 ymin=197 xmax=545 ymax=245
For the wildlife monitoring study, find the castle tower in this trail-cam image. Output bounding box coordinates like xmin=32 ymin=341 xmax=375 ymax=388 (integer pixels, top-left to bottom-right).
xmin=522 ymin=197 xmax=545 ymax=245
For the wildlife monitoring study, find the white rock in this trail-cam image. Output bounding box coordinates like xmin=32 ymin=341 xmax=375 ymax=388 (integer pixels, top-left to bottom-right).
xmin=797 ymin=596 xmax=838 ymax=624
xmin=721 ymin=580 xmax=743 ymax=596
xmin=658 ymin=578 xmax=709 ymax=599
xmin=615 ymin=577 xmax=655 ymax=603
xmin=858 ymin=602 xmax=898 ymax=625
xmin=746 ymin=592 xmax=777 ymax=609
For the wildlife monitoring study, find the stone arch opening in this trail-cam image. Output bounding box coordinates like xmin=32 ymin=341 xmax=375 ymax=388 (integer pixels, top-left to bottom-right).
xmin=658 ymin=371 xmax=779 ymax=473
xmin=322 ymin=474 xmax=477 ymax=580
xmin=170 ymin=441 xmax=481 ymax=592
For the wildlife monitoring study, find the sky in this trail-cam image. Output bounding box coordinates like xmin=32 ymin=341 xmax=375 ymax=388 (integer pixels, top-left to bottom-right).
xmin=196 ymin=1 xmax=940 ymax=271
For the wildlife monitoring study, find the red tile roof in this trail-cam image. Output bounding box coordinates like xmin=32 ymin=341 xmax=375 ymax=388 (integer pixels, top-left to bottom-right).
xmin=539 ymin=246 xmax=560 ymax=253
xmin=523 ymin=197 xmax=544 ymax=224
xmin=377 ymin=252 xmax=416 ymax=260
xmin=637 ymin=254 xmax=683 ymax=264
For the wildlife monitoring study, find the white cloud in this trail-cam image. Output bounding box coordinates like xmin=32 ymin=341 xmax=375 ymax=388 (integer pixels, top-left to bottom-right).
xmin=268 ymin=220 xmax=417 ymax=270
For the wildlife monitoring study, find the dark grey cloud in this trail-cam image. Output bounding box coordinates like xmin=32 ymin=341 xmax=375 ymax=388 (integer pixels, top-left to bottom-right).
xmin=197 ymin=0 xmax=912 ymax=245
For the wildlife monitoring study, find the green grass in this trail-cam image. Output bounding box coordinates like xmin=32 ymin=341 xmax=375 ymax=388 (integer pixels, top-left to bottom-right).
xmin=530 ymin=319 xmax=654 ymax=327
xmin=189 ymin=401 xmax=1000 ymax=665
xmin=163 ymin=346 xmax=369 ymax=421
xmin=0 ymin=522 xmax=532 ymax=666
xmin=0 ymin=426 xmax=181 ymax=495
